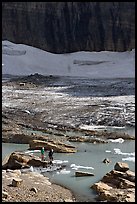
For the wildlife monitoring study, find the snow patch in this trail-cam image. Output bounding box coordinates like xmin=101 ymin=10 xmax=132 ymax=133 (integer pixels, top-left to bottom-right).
xmin=70 ymin=163 xmax=94 ymax=170
xmin=53 ymin=160 xmax=68 ymax=164
xmin=2 ymin=40 xmax=135 ymax=78
xmin=80 ymin=125 xmax=125 ymax=131
xmin=105 ymin=150 xmax=111 ymax=153
xmin=122 ymin=157 xmax=135 ymax=162
xmin=108 ymin=138 xmax=124 ymax=143
xmin=24 ymin=150 xmax=41 ymax=154
xmin=56 ymin=169 xmax=71 ymax=174
xmin=114 ymin=148 xmax=135 ymax=156
xmin=106 ymin=148 xmax=135 ymax=162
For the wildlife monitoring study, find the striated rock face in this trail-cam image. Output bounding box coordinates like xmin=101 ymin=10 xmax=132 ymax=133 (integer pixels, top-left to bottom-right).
xmin=2 ymin=2 xmax=135 ymax=53
xmin=91 ymin=162 xmax=135 ymax=202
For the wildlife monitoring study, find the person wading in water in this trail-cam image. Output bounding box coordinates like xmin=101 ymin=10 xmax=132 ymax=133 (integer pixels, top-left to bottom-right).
xmin=41 ymin=147 xmax=45 ymax=161
xmin=48 ymin=149 xmax=54 ymax=165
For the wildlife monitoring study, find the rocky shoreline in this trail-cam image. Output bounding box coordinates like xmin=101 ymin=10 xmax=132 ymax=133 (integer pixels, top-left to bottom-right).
xmin=2 ymin=150 xmax=135 ymax=202
xmin=2 ymin=169 xmax=77 ymax=202
xmin=91 ymin=162 xmax=135 ymax=202
xmin=2 ymin=75 xmax=135 ymax=202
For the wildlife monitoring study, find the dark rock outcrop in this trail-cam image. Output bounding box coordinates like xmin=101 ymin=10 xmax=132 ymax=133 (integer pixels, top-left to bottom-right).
xmin=2 ymin=2 xmax=135 ymax=53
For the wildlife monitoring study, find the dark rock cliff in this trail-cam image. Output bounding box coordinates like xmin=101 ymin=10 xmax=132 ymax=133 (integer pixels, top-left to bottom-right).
xmin=2 ymin=2 xmax=135 ymax=53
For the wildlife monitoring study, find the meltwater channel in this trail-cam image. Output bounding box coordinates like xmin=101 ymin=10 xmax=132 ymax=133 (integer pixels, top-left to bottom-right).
xmin=2 ymin=137 xmax=135 ymax=202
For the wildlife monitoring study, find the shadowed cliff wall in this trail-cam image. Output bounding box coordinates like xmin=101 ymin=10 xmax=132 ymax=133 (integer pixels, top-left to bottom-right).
xmin=2 ymin=2 xmax=135 ymax=53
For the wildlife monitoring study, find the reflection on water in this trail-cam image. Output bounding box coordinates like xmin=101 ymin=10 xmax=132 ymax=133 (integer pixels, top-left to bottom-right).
xmin=2 ymin=140 xmax=135 ymax=202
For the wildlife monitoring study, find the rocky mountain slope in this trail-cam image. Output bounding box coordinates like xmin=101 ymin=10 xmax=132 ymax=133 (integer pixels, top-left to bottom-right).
xmin=2 ymin=2 xmax=135 ymax=53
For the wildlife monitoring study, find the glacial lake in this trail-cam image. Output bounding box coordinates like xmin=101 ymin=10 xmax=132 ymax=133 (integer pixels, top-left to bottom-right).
xmin=2 ymin=139 xmax=135 ymax=202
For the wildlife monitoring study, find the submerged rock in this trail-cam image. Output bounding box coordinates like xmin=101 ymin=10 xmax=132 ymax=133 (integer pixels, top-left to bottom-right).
xmin=102 ymin=158 xmax=111 ymax=164
xmin=75 ymin=171 xmax=94 ymax=177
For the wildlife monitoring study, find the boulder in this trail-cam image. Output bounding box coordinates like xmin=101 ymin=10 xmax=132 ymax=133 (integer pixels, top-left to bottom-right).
xmin=2 ymin=151 xmax=48 ymax=170
xmin=91 ymin=162 xmax=135 ymax=202
xmin=125 ymin=170 xmax=135 ymax=182
xmin=114 ymin=162 xmax=129 ymax=172
xmin=29 ymin=139 xmax=77 ymax=153
xmin=91 ymin=181 xmax=112 ymax=192
xmin=75 ymin=171 xmax=94 ymax=177
xmin=12 ymin=178 xmax=23 ymax=187
xmin=103 ymin=170 xmax=135 ymax=183
xmin=102 ymin=158 xmax=111 ymax=164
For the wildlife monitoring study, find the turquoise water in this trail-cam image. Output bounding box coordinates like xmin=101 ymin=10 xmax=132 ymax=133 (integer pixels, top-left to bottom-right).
xmin=2 ymin=140 xmax=135 ymax=202
xmin=2 ymin=143 xmax=29 ymax=161
xmin=45 ymin=141 xmax=135 ymax=202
